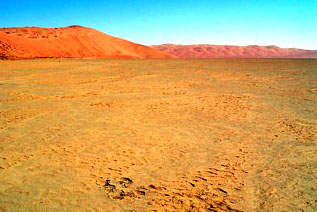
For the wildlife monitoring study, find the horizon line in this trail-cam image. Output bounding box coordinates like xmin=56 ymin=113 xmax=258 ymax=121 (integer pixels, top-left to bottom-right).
xmin=1 ymin=25 xmax=316 ymax=51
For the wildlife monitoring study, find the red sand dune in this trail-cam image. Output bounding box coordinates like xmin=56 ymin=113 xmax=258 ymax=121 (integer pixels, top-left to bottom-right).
xmin=152 ymin=44 xmax=317 ymax=58
xmin=0 ymin=26 xmax=175 ymax=59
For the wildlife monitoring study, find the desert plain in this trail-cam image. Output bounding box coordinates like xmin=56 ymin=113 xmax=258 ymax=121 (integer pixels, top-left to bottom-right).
xmin=0 ymin=58 xmax=316 ymax=211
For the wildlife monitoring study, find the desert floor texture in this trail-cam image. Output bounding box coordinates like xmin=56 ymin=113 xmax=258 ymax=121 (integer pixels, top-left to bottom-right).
xmin=0 ymin=59 xmax=316 ymax=212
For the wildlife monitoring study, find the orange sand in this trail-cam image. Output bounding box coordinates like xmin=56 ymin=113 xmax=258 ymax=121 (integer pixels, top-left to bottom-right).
xmin=0 ymin=26 xmax=175 ymax=59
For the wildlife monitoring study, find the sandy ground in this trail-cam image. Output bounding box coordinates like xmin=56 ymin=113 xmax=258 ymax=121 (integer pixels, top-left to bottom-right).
xmin=0 ymin=59 xmax=316 ymax=211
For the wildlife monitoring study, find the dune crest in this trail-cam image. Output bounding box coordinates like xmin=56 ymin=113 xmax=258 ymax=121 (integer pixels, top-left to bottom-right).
xmin=152 ymin=44 xmax=317 ymax=58
xmin=0 ymin=26 xmax=175 ymax=59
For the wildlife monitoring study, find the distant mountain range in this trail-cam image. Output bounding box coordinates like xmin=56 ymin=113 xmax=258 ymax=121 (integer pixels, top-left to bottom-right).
xmin=1 ymin=25 xmax=316 ymax=59
xmin=152 ymin=44 xmax=317 ymax=58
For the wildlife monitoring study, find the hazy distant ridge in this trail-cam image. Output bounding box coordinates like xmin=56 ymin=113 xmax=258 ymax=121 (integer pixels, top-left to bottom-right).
xmin=152 ymin=44 xmax=317 ymax=58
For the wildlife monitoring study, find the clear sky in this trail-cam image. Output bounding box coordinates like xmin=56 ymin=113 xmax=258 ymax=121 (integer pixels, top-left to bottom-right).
xmin=1 ymin=0 xmax=317 ymax=49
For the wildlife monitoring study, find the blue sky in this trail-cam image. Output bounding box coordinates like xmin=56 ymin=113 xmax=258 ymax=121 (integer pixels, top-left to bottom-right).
xmin=1 ymin=0 xmax=317 ymax=49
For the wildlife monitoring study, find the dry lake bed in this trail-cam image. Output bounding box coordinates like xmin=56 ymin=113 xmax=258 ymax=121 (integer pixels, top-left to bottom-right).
xmin=0 ymin=59 xmax=316 ymax=211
